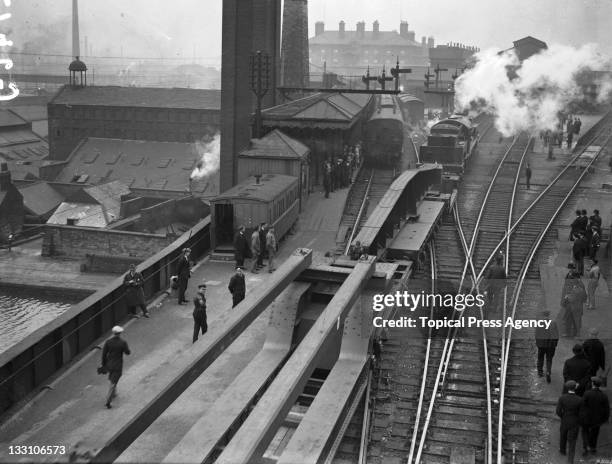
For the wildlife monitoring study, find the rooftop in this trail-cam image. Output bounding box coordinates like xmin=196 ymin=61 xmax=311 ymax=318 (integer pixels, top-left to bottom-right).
xmin=239 ymin=129 xmax=310 ymax=160
xmin=310 ymin=31 xmax=420 ymax=47
xmin=53 ymin=137 xmax=218 ymax=196
xmin=213 ymin=174 xmax=297 ymax=203
xmin=50 ymin=85 xmax=221 ymax=111
xmin=18 ymin=182 xmax=65 ymax=217
xmin=0 ymin=109 xmax=29 ymax=128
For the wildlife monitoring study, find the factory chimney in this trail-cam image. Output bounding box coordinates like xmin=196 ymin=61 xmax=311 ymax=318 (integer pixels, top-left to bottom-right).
xmin=72 ymin=0 xmax=80 ymax=59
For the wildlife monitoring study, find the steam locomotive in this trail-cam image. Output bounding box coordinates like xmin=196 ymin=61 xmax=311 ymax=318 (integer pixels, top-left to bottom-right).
xmin=418 ymin=115 xmax=478 ymax=174
xmin=363 ymin=94 xmax=405 ymax=167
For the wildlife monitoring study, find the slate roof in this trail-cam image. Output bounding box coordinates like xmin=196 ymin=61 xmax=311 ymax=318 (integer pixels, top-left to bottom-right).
xmin=212 ymin=174 xmax=297 ymax=203
xmin=262 ymin=92 xmax=373 ymax=129
xmin=47 ymin=180 xmax=130 ymax=228
xmin=239 ymin=130 xmax=309 ymax=160
xmin=53 ymin=137 xmax=218 ymax=196
xmin=0 ymin=109 xmax=29 ymax=128
xmin=310 ymin=31 xmax=420 ymax=47
xmin=50 ymin=85 xmax=221 ymax=110
xmin=18 ymin=182 xmax=65 ymax=217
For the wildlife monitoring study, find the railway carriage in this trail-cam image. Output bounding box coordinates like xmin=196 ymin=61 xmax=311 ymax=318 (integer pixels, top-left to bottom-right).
xmin=419 ymin=115 xmax=477 ymax=174
xmin=210 ymin=174 xmax=299 ymax=251
xmin=363 ymin=94 xmax=405 ymax=167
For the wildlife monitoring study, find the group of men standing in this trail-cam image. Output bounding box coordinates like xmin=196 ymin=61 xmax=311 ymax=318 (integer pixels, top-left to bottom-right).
xmin=570 ymin=209 xmax=602 ymax=277
xmin=322 ymin=144 xmax=360 ymax=199
xmin=233 ymin=223 xmax=277 ymax=274
xmin=541 ymin=115 xmax=582 ymax=151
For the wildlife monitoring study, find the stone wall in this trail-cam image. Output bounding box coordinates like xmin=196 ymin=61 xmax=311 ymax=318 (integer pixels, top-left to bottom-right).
xmin=83 ymin=254 xmax=142 ymax=274
xmin=42 ymin=225 xmax=173 ymax=259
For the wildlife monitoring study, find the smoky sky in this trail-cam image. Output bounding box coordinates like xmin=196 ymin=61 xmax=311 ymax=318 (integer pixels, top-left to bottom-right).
xmin=5 ymin=0 xmax=612 ymax=64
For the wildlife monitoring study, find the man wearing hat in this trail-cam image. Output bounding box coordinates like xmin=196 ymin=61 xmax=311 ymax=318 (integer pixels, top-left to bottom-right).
xmin=579 ymin=376 xmax=610 ymax=456
xmin=123 ymin=264 xmax=150 ymax=318
xmin=192 ymin=283 xmax=208 ymax=343
xmin=101 ymin=326 xmax=131 ymax=409
xmin=176 ymin=248 xmax=191 ymax=305
xmin=535 ymin=309 xmax=559 ymax=383
xmin=583 ymin=329 xmax=605 ymax=377
xmin=228 ymin=267 xmax=246 ymax=308
xmin=556 ymin=380 xmax=582 ymax=463
xmin=563 ymin=344 xmax=592 ymax=396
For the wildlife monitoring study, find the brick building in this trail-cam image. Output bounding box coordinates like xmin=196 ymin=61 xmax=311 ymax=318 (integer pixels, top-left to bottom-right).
xmin=309 ymin=20 xmax=431 ymax=77
xmin=0 ymin=162 xmax=24 ymax=242
xmin=48 ymin=86 xmax=221 ymax=161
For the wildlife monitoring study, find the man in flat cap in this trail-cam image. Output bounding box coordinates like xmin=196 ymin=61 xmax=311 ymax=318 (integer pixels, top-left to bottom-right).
xmin=100 ymin=326 xmax=131 ymax=409
xmin=192 ymin=283 xmax=208 ymax=343
xmin=579 ymin=376 xmax=610 ymax=456
xmin=228 ymin=267 xmax=246 ymax=308
xmin=556 ymin=380 xmax=582 ymax=463
xmin=176 ymin=248 xmax=191 ymax=305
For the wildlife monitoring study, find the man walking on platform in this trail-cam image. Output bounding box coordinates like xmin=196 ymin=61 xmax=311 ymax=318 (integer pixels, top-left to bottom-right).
xmin=192 ymin=284 xmax=208 ymax=343
xmin=100 ymin=326 xmax=131 ymax=409
xmin=556 ymin=380 xmax=582 ymax=463
xmin=535 ymin=309 xmax=558 ymax=383
xmin=266 ymin=227 xmax=277 ymax=273
xmin=579 ymin=376 xmax=610 ymax=456
xmin=586 ymin=261 xmax=600 ymax=310
xmin=583 ymin=329 xmax=605 ymax=377
xmin=572 ymin=233 xmax=588 ymax=276
xmin=563 ymin=344 xmax=592 ymax=396
xmin=228 ymin=267 xmax=246 ymax=308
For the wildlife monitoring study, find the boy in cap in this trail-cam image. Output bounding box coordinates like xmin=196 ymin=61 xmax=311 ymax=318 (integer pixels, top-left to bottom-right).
xmin=556 ymin=380 xmax=582 ymax=463
xmin=192 ymin=283 xmax=208 ymax=343
xmin=579 ymin=376 xmax=610 ymax=456
xmin=101 ymin=326 xmax=131 ymax=409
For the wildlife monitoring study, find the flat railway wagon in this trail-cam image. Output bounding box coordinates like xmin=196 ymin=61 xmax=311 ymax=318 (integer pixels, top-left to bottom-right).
xmin=363 ymin=94 xmax=405 ymax=167
xmin=419 ymin=114 xmax=477 ymax=174
xmin=209 ymin=173 xmax=299 ymax=251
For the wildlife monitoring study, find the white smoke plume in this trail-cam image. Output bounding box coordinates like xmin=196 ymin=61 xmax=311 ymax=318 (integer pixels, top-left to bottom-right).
xmin=190 ymin=133 xmax=220 ymax=180
xmin=455 ymin=44 xmax=612 ymax=136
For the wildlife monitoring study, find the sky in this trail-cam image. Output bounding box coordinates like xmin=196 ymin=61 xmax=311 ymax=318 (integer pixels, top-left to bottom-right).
xmin=4 ymin=0 xmax=612 ymax=64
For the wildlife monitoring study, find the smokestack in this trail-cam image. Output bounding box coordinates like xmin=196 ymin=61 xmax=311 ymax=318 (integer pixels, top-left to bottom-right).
xmin=372 ymin=20 xmax=379 ymax=38
xmin=421 ymin=36 xmax=427 ymax=47
xmin=339 ymin=20 xmax=345 ymax=38
xmin=356 ymin=21 xmax=365 ymax=39
xmin=428 ymin=36 xmax=435 ymax=48
xmin=400 ymin=21 xmax=409 ymax=38
xmin=72 ymin=0 xmax=80 ymax=58
xmin=315 ymin=21 xmax=324 ymax=36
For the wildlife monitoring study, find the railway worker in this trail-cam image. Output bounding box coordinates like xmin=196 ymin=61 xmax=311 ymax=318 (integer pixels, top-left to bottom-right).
xmin=176 ymin=247 xmax=192 ymax=305
xmin=228 ymin=267 xmax=246 ymax=308
xmin=585 ymin=260 xmax=601 ymax=311
xmin=266 ymin=227 xmax=277 ymax=273
xmin=579 ymin=376 xmax=610 ymax=456
xmin=123 ymin=264 xmax=150 ymax=318
xmin=484 ymin=253 xmax=506 ymax=312
xmin=192 ymin=283 xmax=208 ymax=343
xmin=233 ymin=225 xmax=250 ymax=268
xmin=535 ymin=309 xmax=559 ymax=383
xmin=556 ymin=380 xmax=582 ymax=463
xmin=572 ymin=233 xmax=588 ymax=276
xmin=588 ymin=210 xmax=602 ymax=232
xmin=589 ymin=228 xmax=601 ymax=261
xmin=525 ymin=163 xmax=532 ymax=189
xmin=100 ymin=326 xmax=131 ymax=409
xmin=251 ymin=227 xmax=261 ymax=273
xmin=563 ymin=344 xmax=592 ymax=396
xmin=583 ymin=329 xmax=605 ymax=377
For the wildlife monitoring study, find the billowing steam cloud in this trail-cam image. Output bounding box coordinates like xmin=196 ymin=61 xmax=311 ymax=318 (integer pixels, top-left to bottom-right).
xmin=455 ymin=44 xmax=612 ymax=136
xmin=191 ymin=133 xmax=220 ymax=180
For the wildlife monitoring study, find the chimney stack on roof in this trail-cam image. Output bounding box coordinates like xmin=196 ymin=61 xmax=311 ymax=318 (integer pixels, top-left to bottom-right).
xmin=372 ymin=20 xmax=379 ymax=37
xmin=339 ymin=20 xmax=345 ymax=37
xmin=408 ymin=31 xmax=416 ymax=42
xmin=356 ymin=21 xmax=365 ymax=39
xmin=315 ymin=21 xmax=325 ymax=36
xmin=428 ymin=36 xmax=435 ymax=48
xmin=400 ymin=21 xmax=409 ymax=37
xmin=421 ymin=36 xmax=427 ymax=47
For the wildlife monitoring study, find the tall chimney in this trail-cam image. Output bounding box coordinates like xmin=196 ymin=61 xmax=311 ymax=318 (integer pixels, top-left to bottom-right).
xmin=400 ymin=21 xmax=409 ymax=37
xmin=428 ymin=36 xmax=435 ymax=48
xmin=356 ymin=21 xmax=365 ymax=39
xmin=372 ymin=20 xmax=379 ymax=37
xmin=315 ymin=21 xmax=324 ymax=36
xmin=0 ymin=162 xmax=11 ymax=191
xmin=72 ymin=0 xmax=80 ymax=58
xmin=339 ymin=20 xmax=345 ymax=38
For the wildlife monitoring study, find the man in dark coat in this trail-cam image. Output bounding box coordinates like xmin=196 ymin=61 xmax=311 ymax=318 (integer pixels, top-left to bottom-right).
xmin=123 ymin=264 xmax=149 ymax=318
xmin=176 ymin=248 xmax=191 ymax=305
xmin=579 ymin=376 xmax=610 ymax=456
xmin=228 ymin=267 xmax=246 ymax=308
xmin=562 ymin=276 xmax=586 ymax=337
xmin=570 ymin=210 xmax=583 ymax=240
xmin=484 ymin=253 xmax=506 ymax=312
xmin=535 ymin=309 xmax=559 ymax=383
xmin=589 ymin=209 xmax=602 ymax=231
xmin=583 ymin=328 xmax=605 ymax=377
xmin=563 ymin=344 xmax=592 ymax=396
xmin=192 ymin=283 xmax=208 ymax=343
xmin=556 ymin=380 xmax=582 ymax=463
xmin=101 ymin=326 xmax=131 ymax=409
xmin=572 ymin=233 xmax=588 ymax=276
xmin=525 ymin=163 xmax=532 ymax=189
xmin=233 ymin=226 xmax=250 ymax=268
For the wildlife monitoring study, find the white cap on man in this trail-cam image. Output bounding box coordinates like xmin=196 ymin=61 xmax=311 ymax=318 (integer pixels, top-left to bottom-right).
xmin=112 ymin=326 xmax=124 ymax=334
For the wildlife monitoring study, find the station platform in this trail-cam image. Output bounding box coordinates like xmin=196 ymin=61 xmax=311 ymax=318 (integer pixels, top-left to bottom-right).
xmin=536 ymin=138 xmax=612 ymax=463
xmin=0 ymin=184 xmax=352 ymax=463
